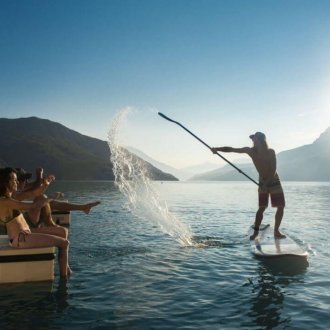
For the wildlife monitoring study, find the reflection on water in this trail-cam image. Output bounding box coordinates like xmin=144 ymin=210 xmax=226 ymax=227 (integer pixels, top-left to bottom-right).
xmin=244 ymin=257 xmax=308 ymax=329
xmin=259 ymin=256 xmax=309 ymax=276
xmin=0 ymin=279 xmax=69 ymax=330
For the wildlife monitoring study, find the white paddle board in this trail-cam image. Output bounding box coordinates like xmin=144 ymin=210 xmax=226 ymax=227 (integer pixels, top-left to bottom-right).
xmin=249 ymin=224 xmax=308 ymax=258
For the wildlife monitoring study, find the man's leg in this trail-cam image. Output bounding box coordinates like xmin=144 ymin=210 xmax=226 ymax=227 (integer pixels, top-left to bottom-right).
xmin=270 ymin=185 xmax=286 ymax=239
xmin=30 ymin=195 xmax=57 ymax=227
xmin=50 ymin=200 xmax=100 ymax=214
xmin=250 ymin=190 xmax=268 ymax=240
xmin=274 ymin=207 xmax=286 ymax=238
xmin=250 ymin=206 xmax=266 ymax=240
xmin=40 ymin=202 xmax=57 ymax=227
xmin=26 ymin=195 xmax=44 ymax=227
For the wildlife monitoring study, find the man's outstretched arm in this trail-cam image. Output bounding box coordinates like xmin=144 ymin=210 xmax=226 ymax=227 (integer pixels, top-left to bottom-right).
xmin=211 ymin=146 xmax=251 ymax=154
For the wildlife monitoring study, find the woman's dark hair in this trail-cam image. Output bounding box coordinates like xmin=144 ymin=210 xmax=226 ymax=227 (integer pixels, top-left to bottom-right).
xmin=0 ymin=167 xmax=17 ymax=196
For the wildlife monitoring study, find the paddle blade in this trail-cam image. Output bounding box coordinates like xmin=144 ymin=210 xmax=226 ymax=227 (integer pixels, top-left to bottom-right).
xmin=158 ymin=112 xmax=176 ymax=123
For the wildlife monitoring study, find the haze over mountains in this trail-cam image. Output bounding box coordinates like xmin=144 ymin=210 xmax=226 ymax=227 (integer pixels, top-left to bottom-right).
xmin=126 ymin=147 xmax=219 ymax=180
xmin=189 ymin=127 xmax=330 ymax=182
xmin=129 ymin=128 xmax=330 ymax=182
xmin=1 ymin=117 xmax=329 ymax=182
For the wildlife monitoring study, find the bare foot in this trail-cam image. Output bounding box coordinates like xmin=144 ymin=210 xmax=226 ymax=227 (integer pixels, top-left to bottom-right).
xmin=274 ymin=231 xmax=286 ymax=239
xmin=83 ymin=201 xmax=101 ymax=214
xmin=250 ymin=230 xmax=259 ymax=240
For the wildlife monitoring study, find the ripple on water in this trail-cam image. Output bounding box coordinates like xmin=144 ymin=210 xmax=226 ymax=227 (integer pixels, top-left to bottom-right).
xmin=1 ymin=181 xmax=329 ymax=329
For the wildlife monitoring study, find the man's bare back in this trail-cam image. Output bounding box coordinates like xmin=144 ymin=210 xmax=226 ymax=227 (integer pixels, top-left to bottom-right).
xmin=249 ymin=147 xmax=276 ymax=182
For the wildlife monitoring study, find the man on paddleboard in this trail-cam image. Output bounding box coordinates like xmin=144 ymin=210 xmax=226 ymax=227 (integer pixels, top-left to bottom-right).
xmin=211 ymin=132 xmax=286 ymax=240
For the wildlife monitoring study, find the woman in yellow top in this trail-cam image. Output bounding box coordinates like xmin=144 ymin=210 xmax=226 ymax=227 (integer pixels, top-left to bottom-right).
xmin=0 ymin=167 xmax=71 ymax=278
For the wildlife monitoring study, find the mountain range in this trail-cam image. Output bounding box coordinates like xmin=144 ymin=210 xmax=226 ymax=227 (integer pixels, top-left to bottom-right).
xmin=126 ymin=147 xmax=219 ymax=180
xmin=189 ymin=128 xmax=330 ymax=181
xmin=0 ymin=117 xmax=177 ymax=181
xmin=1 ymin=116 xmax=329 ymax=182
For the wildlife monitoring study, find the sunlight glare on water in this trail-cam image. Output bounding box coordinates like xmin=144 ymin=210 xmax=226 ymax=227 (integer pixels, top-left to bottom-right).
xmin=108 ymin=108 xmax=194 ymax=246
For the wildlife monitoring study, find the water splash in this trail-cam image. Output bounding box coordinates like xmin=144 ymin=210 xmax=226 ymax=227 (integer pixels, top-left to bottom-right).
xmin=108 ymin=108 xmax=193 ymax=246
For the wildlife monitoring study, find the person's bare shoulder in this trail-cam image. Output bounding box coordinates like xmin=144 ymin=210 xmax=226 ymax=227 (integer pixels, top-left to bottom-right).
xmin=243 ymin=146 xmax=254 ymax=156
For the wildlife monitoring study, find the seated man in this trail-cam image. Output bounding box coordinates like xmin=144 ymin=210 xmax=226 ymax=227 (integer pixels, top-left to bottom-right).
xmin=14 ymin=167 xmax=100 ymax=228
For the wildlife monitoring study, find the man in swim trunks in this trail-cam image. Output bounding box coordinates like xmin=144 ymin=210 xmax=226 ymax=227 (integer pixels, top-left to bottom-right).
xmin=211 ymin=131 xmax=286 ymax=240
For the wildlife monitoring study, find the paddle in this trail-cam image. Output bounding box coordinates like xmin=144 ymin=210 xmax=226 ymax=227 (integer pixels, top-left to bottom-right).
xmin=158 ymin=112 xmax=259 ymax=186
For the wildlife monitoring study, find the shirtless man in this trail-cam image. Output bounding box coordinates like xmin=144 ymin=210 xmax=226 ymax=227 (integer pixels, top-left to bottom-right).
xmin=211 ymin=131 xmax=286 ymax=240
xmin=14 ymin=167 xmax=100 ymax=227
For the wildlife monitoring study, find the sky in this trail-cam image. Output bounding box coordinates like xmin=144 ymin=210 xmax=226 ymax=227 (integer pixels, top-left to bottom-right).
xmin=1 ymin=0 xmax=330 ymax=169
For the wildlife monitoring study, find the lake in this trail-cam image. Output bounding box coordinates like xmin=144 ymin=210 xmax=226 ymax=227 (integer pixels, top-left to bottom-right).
xmin=0 ymin=181 xmax=329 ymax=329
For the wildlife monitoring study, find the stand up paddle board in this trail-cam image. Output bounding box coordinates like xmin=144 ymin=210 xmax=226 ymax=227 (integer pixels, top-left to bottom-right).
xmin=249 ymin=224 xmax=308 ymax=258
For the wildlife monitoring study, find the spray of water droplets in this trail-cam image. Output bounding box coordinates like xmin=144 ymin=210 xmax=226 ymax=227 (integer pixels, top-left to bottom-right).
xmin=108 ymin=108 xmax=193 ymax=246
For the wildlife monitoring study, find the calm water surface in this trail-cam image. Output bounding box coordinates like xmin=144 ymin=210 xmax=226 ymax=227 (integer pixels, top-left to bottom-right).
xmin=0 ymin=181 xmax=329 ymax=329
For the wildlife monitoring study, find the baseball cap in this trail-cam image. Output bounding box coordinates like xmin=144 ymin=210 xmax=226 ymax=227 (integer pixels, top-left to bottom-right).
xmin=249 ymin=132 xmax=266 ymax=141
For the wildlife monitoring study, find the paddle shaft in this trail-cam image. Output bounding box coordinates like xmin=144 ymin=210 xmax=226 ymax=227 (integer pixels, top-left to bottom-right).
xmin=158 ymin=112 xmax=259 ymax=186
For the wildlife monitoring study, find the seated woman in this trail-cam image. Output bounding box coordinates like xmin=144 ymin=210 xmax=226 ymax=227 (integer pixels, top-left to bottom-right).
xmin=0 ymin=167 xmax=71 ymax=278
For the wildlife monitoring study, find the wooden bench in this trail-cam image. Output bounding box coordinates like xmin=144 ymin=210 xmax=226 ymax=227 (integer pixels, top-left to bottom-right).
xmin=0 ymin=235 xmax=55 ymax=283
